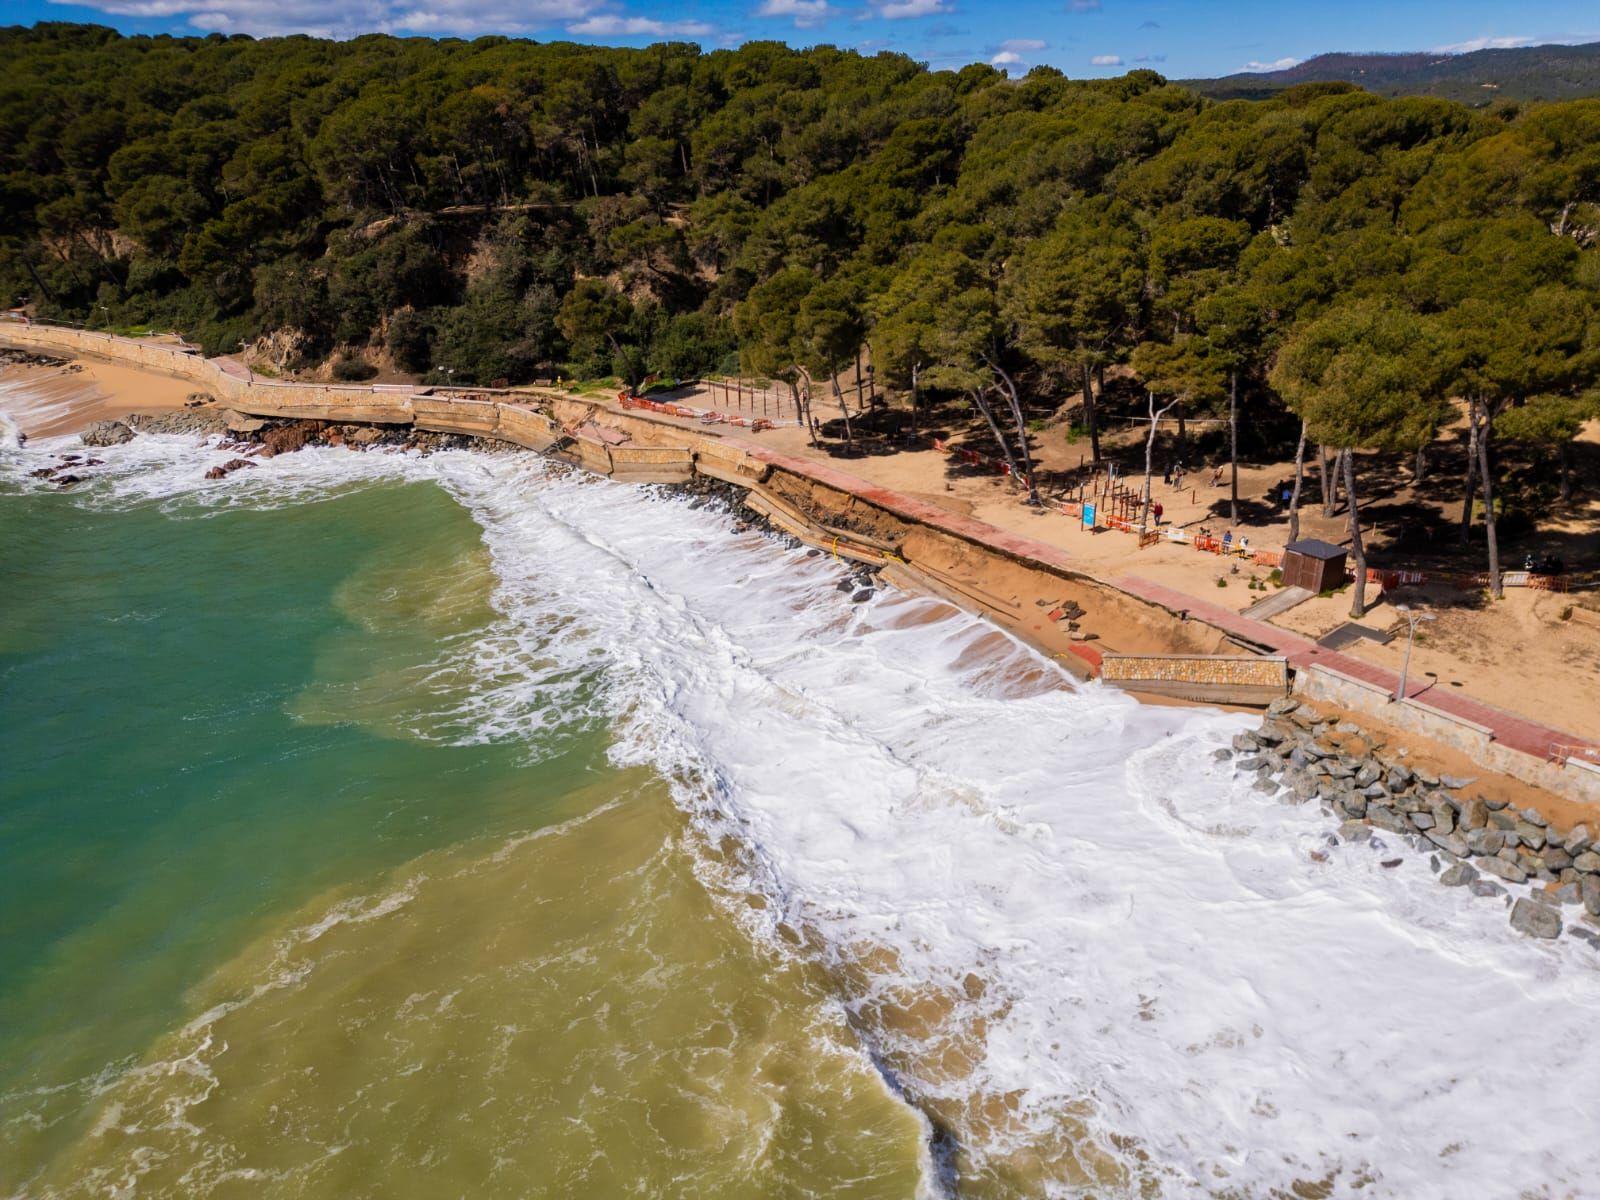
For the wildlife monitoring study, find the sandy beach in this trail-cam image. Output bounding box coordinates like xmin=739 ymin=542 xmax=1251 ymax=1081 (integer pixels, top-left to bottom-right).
xmin=0 ymin=354 xmax=198 ymax=440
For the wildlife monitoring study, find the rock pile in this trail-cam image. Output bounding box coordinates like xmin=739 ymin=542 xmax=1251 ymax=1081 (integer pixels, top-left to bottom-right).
xmin=29 ymin=452 xmax=104 ymax=487
xmin=203 ymin=458 xmax=256 ymax=480
xmin=0 ymin=349 xmax=67 ymax=368
xmin=80 ymin=420 xmax=134 ymax=446
xmin=1223 ymin=698 xmax=1600 ymax=948
xmin=126 ymin=409 xmax=229 ymax=436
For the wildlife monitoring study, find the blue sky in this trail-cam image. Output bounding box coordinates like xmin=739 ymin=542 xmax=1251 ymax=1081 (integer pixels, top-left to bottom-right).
xmin=9 ymin=0 xmax=1600 ymax=78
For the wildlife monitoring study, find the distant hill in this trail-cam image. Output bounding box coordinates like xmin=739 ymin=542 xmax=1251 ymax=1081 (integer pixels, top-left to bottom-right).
xmin=1186 ymin=41 xmax=1600 ymax=105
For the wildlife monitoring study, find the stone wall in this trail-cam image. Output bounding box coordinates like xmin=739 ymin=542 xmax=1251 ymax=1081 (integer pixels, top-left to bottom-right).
xmin=1101 ymin=654 xmax=1288 ymax=688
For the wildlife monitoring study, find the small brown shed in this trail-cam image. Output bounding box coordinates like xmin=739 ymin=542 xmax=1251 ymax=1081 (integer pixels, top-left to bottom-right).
xmin=1281 ymin=538 xmax=1348 ymax=594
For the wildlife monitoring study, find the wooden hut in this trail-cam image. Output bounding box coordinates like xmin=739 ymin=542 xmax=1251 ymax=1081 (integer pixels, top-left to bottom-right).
xmin=1281 ymin=539 xmax=1348 ymax=593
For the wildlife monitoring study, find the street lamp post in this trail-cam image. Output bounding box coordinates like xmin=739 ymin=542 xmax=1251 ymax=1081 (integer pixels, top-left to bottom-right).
xmin=1393 ymin=604 xmax=1436 ymax=702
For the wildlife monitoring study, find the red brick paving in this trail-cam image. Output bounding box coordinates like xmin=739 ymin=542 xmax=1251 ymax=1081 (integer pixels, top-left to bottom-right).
xmin=1114 ymin=575 xmax=1596 ymax=761
xmin=742 ymin=444 xmax=1598 ymax=764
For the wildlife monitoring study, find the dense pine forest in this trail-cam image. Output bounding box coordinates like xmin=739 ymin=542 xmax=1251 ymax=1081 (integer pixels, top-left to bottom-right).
xmin=3 ymin=23 xmax=1599 ymax=600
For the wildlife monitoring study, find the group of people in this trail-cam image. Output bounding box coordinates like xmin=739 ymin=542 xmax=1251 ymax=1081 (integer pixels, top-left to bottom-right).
xmin=1162 ymin=461 xmax=1228 ymax=490
xmin=1194 ymin=526 xmax=1251 ymax=556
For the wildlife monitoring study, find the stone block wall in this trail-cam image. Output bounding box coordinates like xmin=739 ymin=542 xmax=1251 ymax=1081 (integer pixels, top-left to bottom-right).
xmin=1101 ymin=654 xmax=1289 ymax=689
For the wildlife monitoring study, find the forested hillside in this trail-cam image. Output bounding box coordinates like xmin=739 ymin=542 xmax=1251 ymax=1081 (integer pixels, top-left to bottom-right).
xmin=1189 ymin=41 xmax=1600 ymax=105
xmin=3 ymin=22 xmax=1600 ymax=600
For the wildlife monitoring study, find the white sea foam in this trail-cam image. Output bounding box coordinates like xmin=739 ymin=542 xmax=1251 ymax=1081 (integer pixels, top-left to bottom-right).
xmin=6 ymin=427 xmax=1598 ymax=1198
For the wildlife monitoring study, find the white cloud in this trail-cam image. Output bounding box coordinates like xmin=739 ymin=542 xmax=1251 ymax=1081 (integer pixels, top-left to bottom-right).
xmin=1089 ymin=53 xmax=1121 ymax=66
xmin=1237 ymin=56 xmax=1299 ymax=73
xmin=991 ymin=50 xmax=1021 ymax=65
xmin=757 ymin=0 xmax=830 ymax=28
xmin=567 ymin=14 xmax=714 ymax=36
xmin=1431 ymin=35 xmax=1535 ymax=54
xmin=874 ymin=0 xmax=949 ymax=19
xmin=44 ymin=0 xmax=732 ymax=39
xmin=998 ymin=37 xmax=1046 ymax=52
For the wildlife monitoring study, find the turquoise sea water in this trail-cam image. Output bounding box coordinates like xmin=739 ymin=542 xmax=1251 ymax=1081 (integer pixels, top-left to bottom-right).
xmin=0 ymin=471 xmax=927 ymax=1197
xmin=0 ymin=485 xmax=579 ymax=1160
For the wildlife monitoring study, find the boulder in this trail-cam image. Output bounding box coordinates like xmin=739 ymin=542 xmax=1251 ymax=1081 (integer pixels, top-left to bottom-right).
xmin=1369 ymin=806 xmax=1409 ymax=834
xmin=1512 ymin=822 xmax=1546 ymax=850
xmin=1582 ymin=876 xmax=1600 ymax=918
xmin=1562 ymin=824 xmax=1592 ymax=855
xmin=1520 ymin=807 xmax=1549 ymax=827
xmin=1477 ymin=857 xmax=1528 ymax=884
xmin=1464 ymin=828 xmax=1505 ymax=857
xmin=1426 ymin=829 xmax=1471 ymax=858
xmin=81 ymin=419 xmax=133 ymax=447
xmin=1439 ymin=775 xmax=1475 ymax=790
xmin=1440 ymin=862 xmax=1478 ymax=887
xmin=1458 ymin=796 xmax=1489 ymax=832
xmin=222 ymin=409 xmax=267 ymax=433
xmin=1266 ymin=697 xmax=1299 ymax=716
xmin=1572 ymin=851 xmax=1600 ymax=874
xmin=1212 ymin=747 xmax=1234 ymax=761
xmin=1549 ymin=883 xmax=1582 ymax=906
xmin=1231 ymin=732 xmax=1260 ymax=752
xmin=1509 ymin=898 xmax=1562 ymax=940
xmin=1470 ymin=880 xmax=1506 ymax=899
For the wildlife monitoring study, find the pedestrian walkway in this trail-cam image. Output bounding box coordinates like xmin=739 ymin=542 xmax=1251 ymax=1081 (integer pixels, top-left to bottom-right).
xmin=1114 ymin=575 xmax=1596 ymax=761
xmin=1241 ymin=586 xmax=1313 ymax=621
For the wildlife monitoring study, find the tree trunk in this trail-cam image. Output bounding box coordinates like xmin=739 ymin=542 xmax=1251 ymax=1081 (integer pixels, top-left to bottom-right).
xmin=1081 ymin=364 xmax=1101 ymax=464
xmin=789 ymin=366 xmax=818 ymax=449
xmin=1344 ymin=449 xmax=1367 ymax=618
xmin=1175 ymin=397 xmax=1187 ymax=459
xmin=1228 ymin=369 xmax=1239 ymax=524
xmin=1288 ymin=420 xmax=1307 ymax=545
xmin=832 ymin=370 xmax=854 ymax=453
xmin=989 ymin=361 xmax=1038 ymax=503
xmin=909 ymin=360 xmax=920 ymax=441
xmin=1459 ymin=400 xmax=1479 ymax=544
xmin=1319 ymin=445 xmax=1339 ymax=516
xmin=1142 ymin=392 xmax=1179 ymax=529
xmin=1558 ymin=439 xmax=1572 ymax=504
xmin=971 ymin=388 xmax=1023 ymax=487
xmin=1478 ymin=408 xmax=1502 ymax=598
xmin=1413 ymin=443 xmax=1426 ymax=482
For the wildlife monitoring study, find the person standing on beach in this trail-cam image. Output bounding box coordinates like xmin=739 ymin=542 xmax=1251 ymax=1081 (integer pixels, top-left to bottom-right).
xmin=1152 ymin=500 xmax=1164 ymax=526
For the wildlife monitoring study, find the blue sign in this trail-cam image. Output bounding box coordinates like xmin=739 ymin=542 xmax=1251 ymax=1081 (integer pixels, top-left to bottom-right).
xmin=1082 ymin=503 xmax=1096 ymax=528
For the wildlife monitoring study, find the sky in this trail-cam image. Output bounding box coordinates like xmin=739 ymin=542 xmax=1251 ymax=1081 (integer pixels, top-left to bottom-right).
xmin=8 ymin=0 xmax=1600 ymax=79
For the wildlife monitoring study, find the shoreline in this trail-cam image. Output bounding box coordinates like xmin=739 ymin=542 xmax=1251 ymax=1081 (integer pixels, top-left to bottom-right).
xmin=4 ymin=323 xmax=1597 ymax=822
xmin=6 ymin=348 xmax=1598 ymax=955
